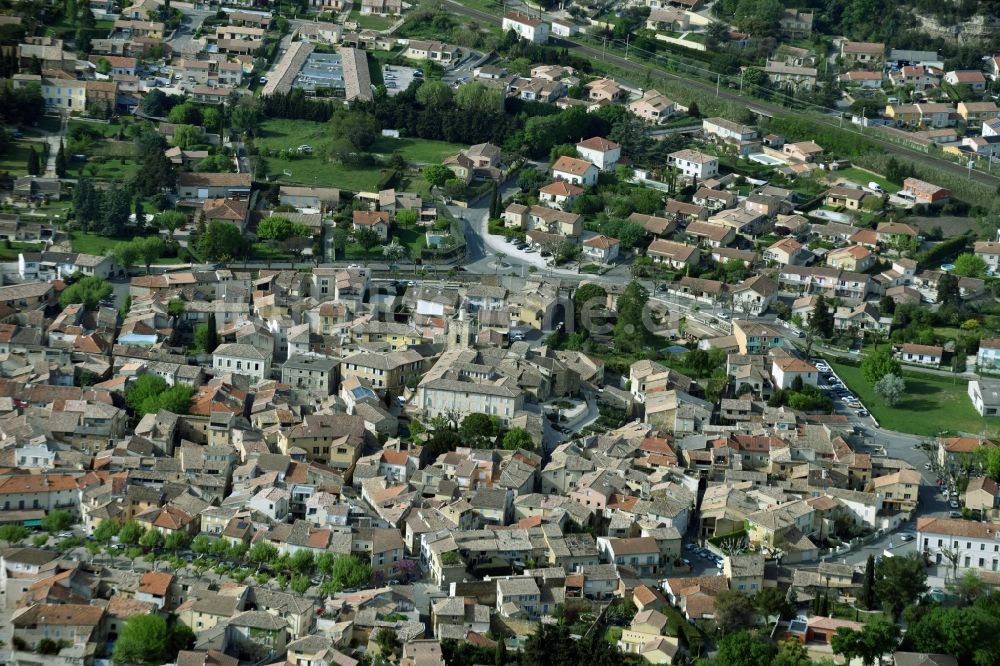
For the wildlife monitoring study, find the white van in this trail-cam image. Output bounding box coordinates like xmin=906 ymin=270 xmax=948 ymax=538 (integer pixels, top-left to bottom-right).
xmin=868 ymin=181 xmax=883 ymax=192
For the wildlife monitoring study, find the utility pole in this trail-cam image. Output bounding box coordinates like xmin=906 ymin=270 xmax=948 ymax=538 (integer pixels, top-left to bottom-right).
xmin=716 ymin=73 xmax=720 ymax=97
xmin=602 ymin=36 xmax=606 ymax=60
xmin=625 ymin=33 xmax=630 ymax=60
xmin=738 ymin=68 xmax=744 ymax=96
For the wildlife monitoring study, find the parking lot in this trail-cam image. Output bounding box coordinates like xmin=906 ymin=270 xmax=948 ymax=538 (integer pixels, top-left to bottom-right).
xmin=812 ymin=357 xmax=872 ymax=424
xmin=383 ymin=65 xmax=421 ymax=95
xmin=681 ymin=543 xmax=726 ymax=577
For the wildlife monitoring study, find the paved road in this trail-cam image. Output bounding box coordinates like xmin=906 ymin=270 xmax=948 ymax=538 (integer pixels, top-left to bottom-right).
xmin=443 ymin=0 xmax=1000 ymax=189
xmin=42 ymin=115 xmax=67 ymax=178
xmin=170 ymin=7 xmax=215 ymax=57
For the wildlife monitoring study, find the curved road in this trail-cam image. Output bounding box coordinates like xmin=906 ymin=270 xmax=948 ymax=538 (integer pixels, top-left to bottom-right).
xmin=443 ymin=0 xmax=1000 ymax=189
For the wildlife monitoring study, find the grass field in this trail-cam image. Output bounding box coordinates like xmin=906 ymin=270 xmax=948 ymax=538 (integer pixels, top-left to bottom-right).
xmin=71 ymin=232 xmax=131 ymax=255
xmin=369 ymin=136 xmax=464 ymax=163
xmin=68 ymin=119 xmax=122 ymax=139
xmin=827 ymin=358 xmax=992 ymax=437
xmin=256 ymin=119 xmax=463 ymax=190
xmin=71 ymin=232 xmax=185 ymax=264
xmin=0 ymin=140 xmax=47 ymax=177
xmin=72 ymin=157 xmax=142 ymax=181
xmin=348 ymin=2 xmax=394 ymax=29
xmin=0 ymin=240 xmax=45 ymax=260
xmin=833 ymin=167 xmax=901 ymax=193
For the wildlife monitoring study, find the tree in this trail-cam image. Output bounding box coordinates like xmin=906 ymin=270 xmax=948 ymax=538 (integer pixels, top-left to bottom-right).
xmin=860 ymin=554 xmax=876 ymax=609
xmin=753 ymin=586 xmax=790 ymax=620
xmin=195 ymin=314 xmax=219 ymax=354
xmin=26 ymin=145 xmax=40 ymax=176
xmin=191 ymin=534 xmax=212 ymax=555
xmin=164 ymin=531 xmax=191 ymax=552
xmin=455 ymin=82 xmax=504 ymax=114
xmin=875 ymin=553 xmax=928 ymax=620
xmin=862 ymin=350 xmax=902 ymax=385
xmin=600 ymin=219 xmax=646 ymax=251
xmin=0 ymin=524 xmax=29 ymax=543
xmin=459 ymin=413 xmax=500 ymax=448
xmin=60 ymin=276 xmax=112 ymax=309
xmin=139 ymin=529 xmax=162 ymax=549
xmin=518 ymin=167 xmax=546 ymax=192
xmin=375 ymin=628 xmax=399 ymax=658
xmin=383 ymin=239 xmax=408 ymax=262
xmin=937 ymin=272 xmax=960 ymax=307
xmin=443 ymin=178 xmax=467 ymax=200
xmin=502 ymin=427 xmax=533 ymax=451
xmin=113 ymin=614 xmax=168 ymax=664
xmin=614 ymin=280 xmax=653 ymax=354
xmin=953 ymin=253 xmax=988 ymax=278
xmin=93 ymin=519 xmax=119 ymax=544
xmin=352 ymin=226 xmax=381 ymax=254
xmin=125 ymin=375 xmax=194 ymax=416
xmin=171 ymin=123 xmax=201 ymax=149
xmin=291 ymin=575 xmax=311 ymax=594
xmin=198 ymin=221 xmax=248 ymax=261
xmin=257 ymin=216 xmax=310 ymax=241
xmin=118 ymin=520 xmax=144 ymax=545
xmin=249 ymin=541 xmax=278 ymax=565
xmin=37 ymin=638 xmax=64 ymax=655
xmin=489 ymin=184 xmax=500 ymax=220
xmin=952 ymin=569 xmax=985 ymax=605
xmin=230 ymin=99 xmax=261 ymax=135
xmin=331 ymin=228 xmax=349 ymax=260
xmin=874 ymin=373 xmax=905 ymax=406
xmin=790 ymin=374 xmax=804 ymax=393
xmin=55 ymin=140 xmax=66 ymax=177
xmin=289 ymin=549 xmax=314 ymax=575
xmin=423 ymin=164 xmax=453 ymax=188
xmin=704 ymin=630 xmax=776 ymax=666
xmin=166 ymin=298 xmax=186 ymax=318
xmin=906 ymin=602 xmax=1000 ymax=666
xmin=495 ymin=636 xmax=508 ymax=666
xmin=831 ymin=617 xmax=900 ymax=666
xmin=167 ymin=103 xmax=201 ymax=126
xmin=415 ymin=79 xmax=453 ymax=108
xmin=135 ymin=236 xmax=165 ymax=274
xmin=574 ymin=283 xmax=607 ymax=329
xmin=713 ymin=590 xmax=755 ymax=635
xmin=810 ymin=294 xmax=834 ymax=338
xmin=328 ymin=108 xmax=378 ymax=151
xmin=42 ymin=510 xmax=73 ymax=533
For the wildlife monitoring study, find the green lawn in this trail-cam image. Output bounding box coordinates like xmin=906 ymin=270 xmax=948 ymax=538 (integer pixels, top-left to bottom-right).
xmin=68 ymin=119 xmax=121 ymax=139
xmin=256 ymin=118 xmax=464 ymax=190
xmin=394 ymin=225 xmax=426 ymax=255
xmin=71 ymin=232 xmax=130 ymax=255
xmin=369 ymin=136 xmax=464 ymax=164
xmin=71 ymin=157 xmax=142 ymax=182
xmin=0 ymin=240 xmax=45 ymax=260
xmin=0 ymin=140 xmax=46 ymax=177
xmin=71 ymin=232 xmax=186 ymax=263
xmin=348 ymin=2 xmax=394 ymax=30
xmin=834 ymin=167 xmax=901 ymax=193
xmin=827 ymin=357 xmax=993 ymax=437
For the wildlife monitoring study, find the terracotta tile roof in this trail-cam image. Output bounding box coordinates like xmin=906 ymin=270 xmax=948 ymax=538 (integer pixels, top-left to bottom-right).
xmin=138 ymin=571 xmax=174 ymax=596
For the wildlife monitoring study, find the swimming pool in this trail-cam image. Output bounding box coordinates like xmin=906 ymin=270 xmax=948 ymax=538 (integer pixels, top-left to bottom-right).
xmin=748 ymin=153 xmax=786 ymax=166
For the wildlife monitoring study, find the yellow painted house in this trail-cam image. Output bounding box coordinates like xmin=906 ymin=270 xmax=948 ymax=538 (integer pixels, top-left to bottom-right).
xmin=884 ymin=103 xmax=919 ymax=126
